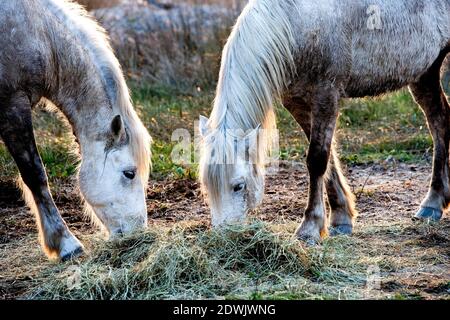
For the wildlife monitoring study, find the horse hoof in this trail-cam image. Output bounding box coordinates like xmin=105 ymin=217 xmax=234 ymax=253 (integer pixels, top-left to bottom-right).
xmin=414 ymin=207 xmax=442 ymax=222
xmin=329 ymin=224 xmax=353 ymax=236
xmin=61 ymin=246 xmax=84 ymax=262
xmin=58 ymin=231 xmax=84 ymax=262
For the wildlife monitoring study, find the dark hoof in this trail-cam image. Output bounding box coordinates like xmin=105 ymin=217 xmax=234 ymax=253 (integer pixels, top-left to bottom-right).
xmin=414 ymin=207 xmax=443 ymax=222
xmin=61 ymin=246 xmax=84 ymax=262
xmin=329 ymin=224 xmax=353 ymax=236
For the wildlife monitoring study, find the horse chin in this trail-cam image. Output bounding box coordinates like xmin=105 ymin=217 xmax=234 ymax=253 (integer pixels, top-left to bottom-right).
xmin=89 ymin=206 xmax=147 ymax=239
xmin=211 ymin=211 xmax=247 ymax=228
xmin=107 ymin=221 xmax=146 ymax=239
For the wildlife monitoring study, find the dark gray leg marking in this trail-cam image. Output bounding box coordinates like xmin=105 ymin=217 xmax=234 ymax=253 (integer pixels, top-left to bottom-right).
xmin=410 ymin=50 xmax=450 ymax=222
xmin=284 ymin=84 xmax=340 ymax=243
xmin=284 ymin=95 xmax=356 ymax=238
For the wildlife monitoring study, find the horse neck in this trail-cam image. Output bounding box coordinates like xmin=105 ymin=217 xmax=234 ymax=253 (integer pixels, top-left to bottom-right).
xmin=33 ymin=0 xmax=117 ymax=149
xmin=47 ymin=49 xmax=113 ymax=153
xmin=209 ymin=0 xmax=295 ymax=133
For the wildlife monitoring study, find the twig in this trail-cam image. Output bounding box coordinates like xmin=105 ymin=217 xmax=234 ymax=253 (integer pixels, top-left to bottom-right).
xmin=356 ymin=167 xmax=374 ymax=200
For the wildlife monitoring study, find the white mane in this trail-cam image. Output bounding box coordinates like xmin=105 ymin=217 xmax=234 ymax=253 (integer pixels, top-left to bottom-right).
xmin=43 ymin=0 xmax=152 ymax=184
xmin=209 ymin=0 xmax=296 ymax=131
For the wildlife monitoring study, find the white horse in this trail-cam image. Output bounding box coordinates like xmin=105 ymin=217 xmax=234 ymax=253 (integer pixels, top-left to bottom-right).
xmin=199 ymin=0 xmax=450 ymax=242
xmin=0 ymin=0 xmax=152 ymax=260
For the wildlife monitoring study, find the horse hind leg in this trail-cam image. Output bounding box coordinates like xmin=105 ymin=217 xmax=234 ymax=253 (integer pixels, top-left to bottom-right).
xmin=284 ymin=96 xmax=356 ymax=237
xmin=326 ymin=150 xmax=357 ymax=235
xmin=409 ymin=50 xmax=450 ymax=222
xmin=0 ymin=91 xmax=83 ymax=261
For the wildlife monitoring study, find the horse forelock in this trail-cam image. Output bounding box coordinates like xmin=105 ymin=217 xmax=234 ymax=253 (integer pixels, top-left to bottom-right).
xmin=199 ymin=131 xmax=234 ymax=209
xmin=199 ymin=128 xmax=267 ymax=211
xmin=44 ymin=0 xmax=152 ymax=185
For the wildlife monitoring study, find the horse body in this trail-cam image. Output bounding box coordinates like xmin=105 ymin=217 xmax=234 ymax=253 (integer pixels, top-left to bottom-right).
xmin=200 ymin=0 xmax=449 ymax=240
xmin=0 ymin=0 xmax=151 ymax=260
xmin=287 ymin=0 xmax=450 ymax=97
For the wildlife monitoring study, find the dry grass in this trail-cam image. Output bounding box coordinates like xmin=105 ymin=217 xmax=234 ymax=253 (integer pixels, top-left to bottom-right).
xmin=16 ymin=215 xmax=448 ymax=300
xmin=76 ymin=0 xmax=122 ymax=10
xmin=3 ymin=219 xmax=447 ymax=300
xmin=27 ymin=221 xmax=319 ymax=299
xmin=90 ymin=1 xmax=242 ymax=90
xmin=2 ymin=164 xmax=450 ymax=300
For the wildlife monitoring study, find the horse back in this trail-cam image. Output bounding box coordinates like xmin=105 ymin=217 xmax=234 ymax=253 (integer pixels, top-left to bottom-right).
xmin=345 ymin=0 xmax=449 ymax=97
xmin=0 ymin=0 xmax=52 ymax=102
xmin=289 ymin=0 xmax=450 ymax=98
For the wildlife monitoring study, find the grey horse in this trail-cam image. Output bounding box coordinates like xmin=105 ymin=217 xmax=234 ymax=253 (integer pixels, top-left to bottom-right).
xmin=199 ymin=0 xmax=450 ymax=242
xmin=0 ymin=0 xmax=152 ymax=260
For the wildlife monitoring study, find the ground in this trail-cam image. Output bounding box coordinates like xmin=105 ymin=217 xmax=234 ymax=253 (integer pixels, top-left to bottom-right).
xmin=0 ymin=87 xmax=449 ymax=299
xmin=1 ymin=161 xmax=449 ymax=299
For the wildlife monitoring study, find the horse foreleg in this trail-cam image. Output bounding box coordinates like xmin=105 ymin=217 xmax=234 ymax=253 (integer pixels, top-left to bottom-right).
xmin=284 ymin=96 xmax=356 ymax=236
xmin=294 ymin=85 xmax=340 ymax=243
xmin=0 ymin=92 xmax=83 ymax=261
xmin=409 ymin=50 xmax=450 ymax=222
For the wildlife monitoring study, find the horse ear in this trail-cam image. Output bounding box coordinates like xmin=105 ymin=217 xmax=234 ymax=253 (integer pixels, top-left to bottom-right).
xmin=244 ymin=125 xmax=261 ymax=161
xmin=199 ymin=115 xmax=210 ymax=137
xmin=245 ymin=124 xmax=261 ymax=140
xmin=111 ymin=115 xmax=125 ymax=139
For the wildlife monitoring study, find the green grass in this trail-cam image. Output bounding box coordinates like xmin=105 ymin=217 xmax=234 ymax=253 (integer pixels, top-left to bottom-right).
xmin=339 ymin=91 xmax=423 ymax=127
xmin=0 ymin=142 xmax=78 ymax=182
xmin=0 ymin=86 xmax=433 ymax=182
xmin=0 ymin=144 xmax=17 ymax=179
xmin=39 ymin=145 xmax=79 ymax=180
xmin=341 ymin=134 xmax=432 ymax=165
xmin=337 ymin=90 xmax=431 ymax=165
xmin=151 ymin=141 xmax=198 ymax=180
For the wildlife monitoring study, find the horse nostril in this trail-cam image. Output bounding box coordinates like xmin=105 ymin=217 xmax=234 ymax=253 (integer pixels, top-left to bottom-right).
xmin=115 ymin=229 xmax=123 ymax=236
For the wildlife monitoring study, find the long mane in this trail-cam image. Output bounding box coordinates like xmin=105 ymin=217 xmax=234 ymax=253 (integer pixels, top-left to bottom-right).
xmin=44 ymin=0 xmax=152 ymax=184
xmin=200 ymin=0 xmax=297 ymax=207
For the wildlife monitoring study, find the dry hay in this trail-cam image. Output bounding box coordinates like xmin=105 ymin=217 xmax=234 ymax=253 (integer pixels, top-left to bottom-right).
xmin=5 ymin=216 xmax=448 ymax=300
xmin=28 ymin=221 xmax=324 ymax=299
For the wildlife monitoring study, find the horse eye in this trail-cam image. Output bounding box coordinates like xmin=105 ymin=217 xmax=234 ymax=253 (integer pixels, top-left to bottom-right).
xmin=123 ymin=170 xmax=136 ymax=180
xmin=233 ymin=183 xmax=245 ymax=193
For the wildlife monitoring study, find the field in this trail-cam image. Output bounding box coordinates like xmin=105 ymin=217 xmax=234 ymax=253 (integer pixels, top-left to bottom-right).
xmin=0 ymin=0 xmax=449 ymax=300
xmin=0 ymin=85 xmax=449 ymax=300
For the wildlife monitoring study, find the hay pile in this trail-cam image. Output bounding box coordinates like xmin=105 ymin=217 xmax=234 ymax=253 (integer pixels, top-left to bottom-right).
xmin=28 ymin=221 xmax=338 ymax=300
